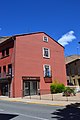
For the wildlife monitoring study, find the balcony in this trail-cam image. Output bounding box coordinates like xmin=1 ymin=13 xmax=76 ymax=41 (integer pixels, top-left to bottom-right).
xmin=1 ymin=54 xmax=9 ymax=59
xmin=0 ymin=72 xmax=12 ymax=80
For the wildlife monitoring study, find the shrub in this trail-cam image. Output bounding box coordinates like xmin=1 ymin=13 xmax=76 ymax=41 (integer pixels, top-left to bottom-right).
xmin=50 ymin=83 xmax=65 ymax=94
xmin=63 ymin=87 xmax=75 ymax=96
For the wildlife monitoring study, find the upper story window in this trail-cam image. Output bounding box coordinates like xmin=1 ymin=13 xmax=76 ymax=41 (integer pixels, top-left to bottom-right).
xmin=6 ymin=48 xmax=9 ymax=56
xmin=43 ymin=47 xmax=50 ymax=58
xmin=43 ymin=64 xmax=51 ymax=77
xmin=43 ymin=36 xmax=48 ymax=42
xmin=3 ymin=66 xmax=6 ymax=77
xmin=2 ymin=50 xmax=5 ymax=57
xmin=1 ymin=48 xmax=9 ymax=58
xmin=8 ymin=64 xmax=12 ymax=75
xmin=3 ymin=66 xmax=6 ymax=73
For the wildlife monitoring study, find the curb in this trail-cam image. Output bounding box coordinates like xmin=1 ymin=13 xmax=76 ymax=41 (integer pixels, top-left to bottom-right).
xmin=0 ymin=98 xmax=67 ymax=107
xmin=26 ymin=102 xmax=65 ymax=106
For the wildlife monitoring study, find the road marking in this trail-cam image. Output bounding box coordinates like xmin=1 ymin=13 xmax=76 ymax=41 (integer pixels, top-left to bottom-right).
xmin=17 ymin=113 xmax=49 ymax=120
xmin=0 ymin=109 xmax=4 ymax=111
xmin=4 ymin=111 xmax=49 ymax=120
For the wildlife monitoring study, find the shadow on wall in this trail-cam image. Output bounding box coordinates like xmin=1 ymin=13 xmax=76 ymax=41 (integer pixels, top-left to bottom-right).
xmin=51 ymin=103 xmax=80 ymax=120
xmin=0 ymin=113 xmax=18 ymax=120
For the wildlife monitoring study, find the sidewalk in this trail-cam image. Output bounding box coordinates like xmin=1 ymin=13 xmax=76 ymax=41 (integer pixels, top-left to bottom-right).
xmin=0 ymin=95 xmax=79 ymax=106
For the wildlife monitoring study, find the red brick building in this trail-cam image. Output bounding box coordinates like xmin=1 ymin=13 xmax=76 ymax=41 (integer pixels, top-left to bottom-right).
xmin=0 ymin=32 xmax=66 ymax=97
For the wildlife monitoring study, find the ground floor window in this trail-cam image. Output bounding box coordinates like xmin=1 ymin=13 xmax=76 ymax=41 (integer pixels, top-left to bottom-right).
xmin=23 ymin=80 xmax=40 ymax=96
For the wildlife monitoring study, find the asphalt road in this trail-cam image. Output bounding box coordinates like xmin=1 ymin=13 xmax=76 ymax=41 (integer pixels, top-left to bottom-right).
xmin=0 ymin=100 xmax=64 ymax=120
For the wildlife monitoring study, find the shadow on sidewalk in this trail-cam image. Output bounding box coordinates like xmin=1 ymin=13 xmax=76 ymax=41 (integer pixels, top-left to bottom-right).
xmin=51 ymin=103 xmax=80 ymax=120
xmin=0 ymin=113 xmax=18 ymax=120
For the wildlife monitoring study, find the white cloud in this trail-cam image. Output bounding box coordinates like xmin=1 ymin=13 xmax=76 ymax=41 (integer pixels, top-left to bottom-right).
xmin=58 ymin=31 xmax=76 ymax=46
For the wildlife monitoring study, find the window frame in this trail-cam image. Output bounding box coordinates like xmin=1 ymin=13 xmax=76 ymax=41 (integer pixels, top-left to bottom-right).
xmin=1 ymin=48 xmax=9 ymax=59
xmin=2 ymin=50 xmax=5 ymax=57
xmin=8 ymin=64 xmax=12 ymax=75
xmin=43 ymin=47 xmax=50 ymax=58
xmin=43 ymin=64 xmax=51 ymax=77
xmin=43 ymin=36 xmax=48 ymax=42
xmin=6 ymin=48 xmax=9 ymax=56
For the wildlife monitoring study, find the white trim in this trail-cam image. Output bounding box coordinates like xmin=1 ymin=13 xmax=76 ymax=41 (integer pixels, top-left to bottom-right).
xmin=43 ymin=36 xmax=48 ymax=42
xmin=42 ymin=47 xmax=50 ymax=58
xmin=43 ymin=65 xmax=46 ymax=77
xmin=43 ymin=64 xmax=51 ymax=70
xmin=43 ymin=64 xmax=51 ymax=77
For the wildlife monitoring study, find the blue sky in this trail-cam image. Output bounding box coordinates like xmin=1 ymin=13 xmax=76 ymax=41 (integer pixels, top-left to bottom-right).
xmin=0 ymin=0 xmax=80 ymax=56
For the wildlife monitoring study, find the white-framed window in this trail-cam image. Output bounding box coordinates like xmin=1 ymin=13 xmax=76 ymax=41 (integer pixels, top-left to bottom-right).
xmin=43 ymin=64 xmax=51 ymax=77
xmin=43 ymin=36 xmax=48 ymax=42
xmin=43 ymin=47 xmax=50 ymax=58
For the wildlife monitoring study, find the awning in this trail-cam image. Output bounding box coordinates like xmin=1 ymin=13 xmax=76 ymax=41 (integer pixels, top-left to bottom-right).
xmin=22 ymin=76 xmax=40 ymax=81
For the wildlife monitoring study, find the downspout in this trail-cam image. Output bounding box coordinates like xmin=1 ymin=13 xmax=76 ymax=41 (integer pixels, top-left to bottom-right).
xmin=11 ymin=36 xmax=16 ymax=97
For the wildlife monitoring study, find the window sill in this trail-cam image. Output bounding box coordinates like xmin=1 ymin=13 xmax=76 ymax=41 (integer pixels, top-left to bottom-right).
xmin=44 ymin=76 xmax=52 ymax=78
xmin=44 ymin=77 xmax=52 ymax=83
xmin=43 ymin=56 xmax=50 ymax=59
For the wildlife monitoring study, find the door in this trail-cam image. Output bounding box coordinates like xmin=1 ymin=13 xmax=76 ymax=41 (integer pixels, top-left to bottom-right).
xmin=24 ymin=81 xmax=30 ymax=96
xmin=1 ymin=83 xmax=9 ymax=96
xmin=23 ymin=81 xmax=39 ymax=96
xmin=30 ymin=81 xmax=37 ymax=95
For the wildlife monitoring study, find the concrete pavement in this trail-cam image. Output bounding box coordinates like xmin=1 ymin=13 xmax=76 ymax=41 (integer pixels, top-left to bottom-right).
xmin=0 ymin=94 xmax=80 ymax=106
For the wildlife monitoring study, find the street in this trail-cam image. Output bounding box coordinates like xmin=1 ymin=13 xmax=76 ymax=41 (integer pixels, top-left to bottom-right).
xmin=0 ymin=100 xmax=63 ymax=120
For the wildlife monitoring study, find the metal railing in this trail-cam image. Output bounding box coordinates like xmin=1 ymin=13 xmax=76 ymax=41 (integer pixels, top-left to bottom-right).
xmin=22 ymin=89 xmax=80 ymax=102
xmin=0 ymin=72 xmax=12 ymax=78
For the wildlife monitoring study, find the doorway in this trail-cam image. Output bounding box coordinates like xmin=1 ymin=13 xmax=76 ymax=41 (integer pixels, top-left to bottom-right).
xmin=1 ymin=83 xmax=9 ymax=96
xmin=23 ymin=80 xmax=39 ymax=96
